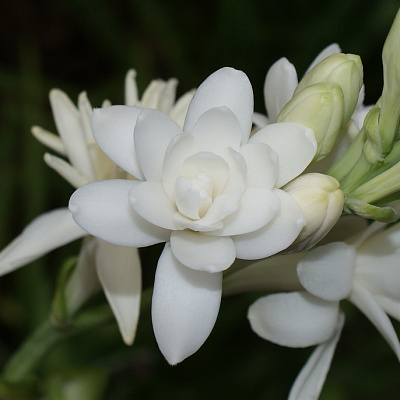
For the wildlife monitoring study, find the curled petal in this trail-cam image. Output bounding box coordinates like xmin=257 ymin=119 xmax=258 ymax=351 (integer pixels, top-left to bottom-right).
xmin=184 ymin=67 xmax=253 ymax=144
xmin=96 ymin=240 xmax=141 ymax=345
xmin=234 ymin=189 xmax=305 ymax=260
xmin=0 ymin=208 xmax=86 ymax=276
xmin=288 ymin=312 xmax=344 ymax=400
xmin=248 ymin=291 xmax=340 ymax=347
xmin=350 ymin=281 xmax=400 ymax=360
xmin=152 ymin=243 xmax=222 ymax=365
xmin=250 ymin=122 xmax=317 ymax=187
xmin=297 ymin=242 xmax=356 ymax=302
xmin=92 ymin=106 xmax=144 ymax=179
xmin=190 ymin=107 xmax=242 ymax=153
xmin=69 ymin=180 xmax=170 ymax=247
xmin=170 ymin=230 xmax=236 ymax=272
xmin=134 ymin=109 xmax=182 ymax=182
xmin=264 ymin=58 xmax=298 ymax=123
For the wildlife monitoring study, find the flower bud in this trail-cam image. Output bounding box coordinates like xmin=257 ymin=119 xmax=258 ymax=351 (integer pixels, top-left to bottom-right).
xmin=283 ymin=173 xmax=344 ymax=251
xmin=294 ymin=53 xmax=363 ymax=125
xmin=278 ymin=83 xmax=344 ymax=162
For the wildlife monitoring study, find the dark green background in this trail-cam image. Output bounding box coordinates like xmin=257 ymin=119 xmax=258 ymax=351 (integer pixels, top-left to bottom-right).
xmin=0 ymin=0 xmax=399 ymax=398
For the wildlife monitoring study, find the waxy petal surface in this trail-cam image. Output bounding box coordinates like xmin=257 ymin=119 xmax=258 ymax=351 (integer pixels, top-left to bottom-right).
xmin=170 ymin=230 xmax=236 ymax=272
xmin=184 ymin=67 xmax=253 ymax=143
xmin=92 ymin=106 xmax=144 ymax=179
xmin=69 ymin=179 xmax=170 ymax=247
xmin=152 ymin=244 xmax=222 ymax=365
xmin=0 ymin=208 xmax=86 ymax=276
xmin=96 ymin=240 xmax=141 ymax=345
xmin=248 ymin=291 xmax=339 ymax=347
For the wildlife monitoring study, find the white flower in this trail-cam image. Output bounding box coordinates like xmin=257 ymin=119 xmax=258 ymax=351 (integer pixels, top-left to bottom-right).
xmin=245 ymin=221 xmax=400 ymax=400
xmin=0 ymin=70 xmax=193 ymax=345
xmin=69 ymin=67 xmax=318 ymax=364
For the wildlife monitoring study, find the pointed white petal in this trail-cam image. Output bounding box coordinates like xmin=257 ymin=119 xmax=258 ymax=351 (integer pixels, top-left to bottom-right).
xmin=184 ymin=67 xmax=253 ymax=144
xmin=234 ymin=189 xmax=305 ymax=259
xmin=31 ymin=125 xmax=66 ymax=156
xmin=297 ymin=242 xmax=356 ymax=301
xmin=288 ymin=312 xmax=344 ymax=400
xmin=128 ymin=181 xmax=182 ymax=230
xmin=170 ymin=230 xmax=236 ymax=272
xmin=44 ymin=153 xmax=90 ymax=188
xmin=152 ymin=243 xmax=222 ymax=365
xmin=374 ymin=295 xmax=400 ymax=321
xmin=96 ymin=239 xmax=141 ymax=345
xmin=250 ymin=122 xmax=317 ymax=187
xmin=264 ymin=58 xmax=298 ymax=123
xmin=77 ymin=91 xmax=95 ymax=143
xmin=158 ymin=78 xmax=179 ymax=114
xmin=191 ymin=107 xmax=242 ymax=153
xmin=92 ymin=106 xmax=144 ymax=179
xmin=305 ymin=43 xmax=341 ymax=73
xmin=252 ymin=112 xmax=269 ymax=128
xmin=350 ymin=281 xmax=400 ymax=360
xmin=0 ymin=208 xmax=86 ymax=276
xmin=169 ymin=89 xmax=195 ymax=129
xmin=223 ymin=252 xmax=304 ymax=295
xmin=69 ymin=180 xmax=170 ymax=247
xmin=213 ymin=187 xmax=280 ymax=236
xmin=134 ymin=109 xmax=181 ymax=182
xmin=65 ymin=237 xmax=101 ymax=314
xmin=248 ymin=291 xmax=339 ymax=347
xmin=49 ymin=89 xmax=95 ymax=180
xmin=124 ymin=69 xmax=139 ymax=106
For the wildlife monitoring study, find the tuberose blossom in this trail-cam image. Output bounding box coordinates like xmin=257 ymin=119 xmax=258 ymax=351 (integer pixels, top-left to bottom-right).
xmin=69 ymin=67 xmax=318 ymax=364
xmin=243 ymin=221 xmax=400 ymax=400
xmin=0 ymin=70 xmax=193 ymax=345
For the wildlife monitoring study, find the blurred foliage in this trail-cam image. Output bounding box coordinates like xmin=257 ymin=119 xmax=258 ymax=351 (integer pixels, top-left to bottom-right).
xmin=0 ymin=0 xmax=400 ymax=398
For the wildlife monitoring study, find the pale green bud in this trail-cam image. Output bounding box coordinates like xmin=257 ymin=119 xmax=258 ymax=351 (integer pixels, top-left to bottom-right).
xmin=380 ymin=9 xmax=400 ymax=154
xmin=284 ymin=173 xmax=344 ymax=251
xmin=294 ymin=53 xmax=363 ymax=125
xmin=278 ymin=83 xmax=344 ymax=162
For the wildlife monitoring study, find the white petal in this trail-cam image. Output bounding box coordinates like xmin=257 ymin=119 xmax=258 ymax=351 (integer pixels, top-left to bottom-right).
xmin=124 ymin=69 xmax=139 ymax=106
xmin=240 ymin=143 xmax=278 ymax=189
xmin=288 ymin=312 xmax=344 ymax=400
xmin=0 ymin=208 xmax=86 ymax=276
xmin=162 ymin=133 xmax=199 ymax=201
xmin=96 ymin=239 xmax=141 ymax=345
xmin=223 ymin=252 xmax=304 ymax=296
xmin=184 ymin=67 xmax=253 ymax=144
xmin=190 ymin=107 xmax=242 ymax=153
xmin=92 ymin=106 xmax=144 ymax=179
xmin=305 ymin=43 xmax=341 ymax=73
xmin=264 ymin=58 xmax=298 ymax=123
xmin=248 ymin=291 xmax=339 ymax=347
xmin=374 ymin=295 xmax=400 ymax=321
xmin=213 ymin=187 xmax=280 ymax=236
xmin=297 ymin=242 xmax=356 ymax=301
xmin=44 ymin=153 xmax=90 ymax=188
xmin=49 ymin=89 xmax=95 ymax=180
xmin=152 ymin=243 xmax=222 ymax=365
xmin=170 ymin=230 xmax=236 ymax=272
xmin=69 ymin=180 xmax=170 ymax=247
xmin=134 ymin=109 xmax=182 ymax=182
xmin=350 ymin=281 xmax=400 ymax=360
xmin=252 ymin=112 xmax=269 ymax=128
xmin=65 ymin=237 xmax=101 ymax=314
xmin=358 ymin=222 xmax=400 ymax=257
xmin=234 ymin=189 xmax=305 ymax=259
xmin=31 ymin=125 xmax=66 ymax=156
xmin=129 ymin=181 xmax=182 ymax=230
xmin=169 ymin=89 xmax=196 ymax=129
xmin=250 ymin=122 xmax=317 ymax=187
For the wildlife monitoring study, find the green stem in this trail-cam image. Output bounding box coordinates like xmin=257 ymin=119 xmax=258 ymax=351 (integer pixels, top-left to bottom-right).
xmin=2 ymin=304 xmax=113 ymax=383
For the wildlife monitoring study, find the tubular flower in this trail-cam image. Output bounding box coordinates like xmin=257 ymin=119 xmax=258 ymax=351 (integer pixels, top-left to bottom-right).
xmin=69 ymin=67 xmax=318 ymax=364
xmin=0 ymin=70 xmax=194 ymax=346
xmin=246 ymin=221 xmax=400 ymax=400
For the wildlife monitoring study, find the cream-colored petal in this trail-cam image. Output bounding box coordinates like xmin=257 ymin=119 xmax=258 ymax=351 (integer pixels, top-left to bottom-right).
xmin=31 ymin=126 xmax=66 ymax=156
xmin=96 ymin=239 xmax=141 ymax=345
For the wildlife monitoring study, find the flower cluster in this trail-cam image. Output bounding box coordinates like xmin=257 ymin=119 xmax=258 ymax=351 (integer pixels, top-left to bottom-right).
xmin=1 ymin=6 xmax=400 ymax=400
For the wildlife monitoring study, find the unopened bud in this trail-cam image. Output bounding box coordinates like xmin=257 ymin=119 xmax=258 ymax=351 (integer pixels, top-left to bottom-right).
xmin=283 ymin=173 xmax=344 ymax=251
xmin=294 ymin=53 xmax=363 ymax=124
xmin=278 ymin=83 xmax=344 ymax=162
